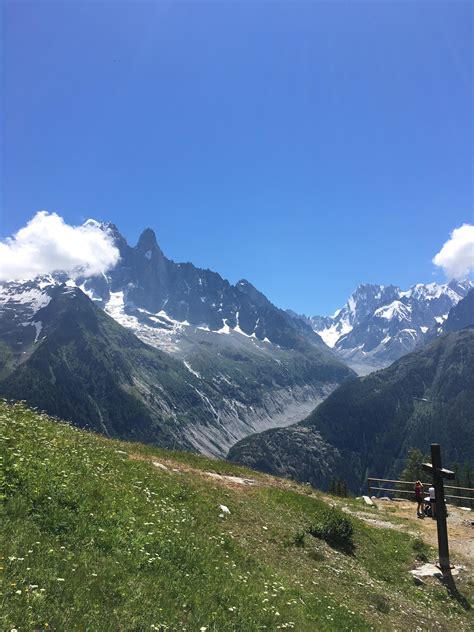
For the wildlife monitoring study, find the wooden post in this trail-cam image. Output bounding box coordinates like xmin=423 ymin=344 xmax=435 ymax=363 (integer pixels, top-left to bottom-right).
xmin=422 ymin=443 xmax=455 ymax=575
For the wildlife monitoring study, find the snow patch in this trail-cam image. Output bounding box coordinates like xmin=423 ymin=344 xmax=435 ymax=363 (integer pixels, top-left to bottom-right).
xmin=32 ymin=321 xmax=42 ymax=342
xmin=374 ymin=301 xmax=411 ymax=321
xmin=192 ymin=386 xmax=218 ymax=416
xmin=183 ymin=360 xmax=201 ymax=379
xmin=317 ymin=321 xmax=352 ymax=348
xmin=0 ymin=285 xmax=52 ymax=315
xmin=217 ymin=320 xmax=231 ymax=334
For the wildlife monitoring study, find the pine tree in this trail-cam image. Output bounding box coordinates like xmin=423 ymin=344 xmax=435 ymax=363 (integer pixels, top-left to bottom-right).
xmin=401 ymin=448 xmax=428 ymax=483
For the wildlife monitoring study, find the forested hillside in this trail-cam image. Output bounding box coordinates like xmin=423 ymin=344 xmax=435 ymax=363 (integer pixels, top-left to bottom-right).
xmin=229 ymin=328 xmax=474 ymax=492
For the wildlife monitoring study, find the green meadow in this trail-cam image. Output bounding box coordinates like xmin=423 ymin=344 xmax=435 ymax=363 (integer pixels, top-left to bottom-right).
xmin=1 ymin=401 xmax=472 ymax=631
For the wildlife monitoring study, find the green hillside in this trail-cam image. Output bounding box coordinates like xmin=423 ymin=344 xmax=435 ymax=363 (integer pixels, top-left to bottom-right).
xmin=1 ymin=401 xmax=472 ymax=631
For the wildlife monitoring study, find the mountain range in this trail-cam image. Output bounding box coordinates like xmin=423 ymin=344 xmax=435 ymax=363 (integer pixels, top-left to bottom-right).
xmin=1 ymin=219 xmax=472 ymax=481
xmin=229 ymin=287 xmax=474 ymax=491
xmin=291 ymin=280 xmax=473 ymax=374
xmin=0 ymin=222 xmax=352 ymax=456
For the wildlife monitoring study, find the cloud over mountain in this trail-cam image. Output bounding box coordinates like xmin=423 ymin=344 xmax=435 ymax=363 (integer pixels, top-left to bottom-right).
xmin=0 ymin=212 xmax=120 ymax=281
xmin=433 ymin=224 xmax=474 ymax=280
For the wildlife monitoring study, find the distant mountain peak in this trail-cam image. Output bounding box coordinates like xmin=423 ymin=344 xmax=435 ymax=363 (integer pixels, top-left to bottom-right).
xmin=137 ymin=227 xmax=158 ymax=250
xmin=236 ymin=279 xmax=253 ymax=288
xmin=307 ymin=279 xmax=474 ymax=373
xmin=82 ymin=218 xmax=103 ymax=229
xmin=235 ymin=279 xmax=271 ymax=308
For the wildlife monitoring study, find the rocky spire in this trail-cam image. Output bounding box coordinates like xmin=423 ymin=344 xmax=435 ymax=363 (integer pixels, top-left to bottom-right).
xmin=136 ymin=228 xmax=165 ymax=260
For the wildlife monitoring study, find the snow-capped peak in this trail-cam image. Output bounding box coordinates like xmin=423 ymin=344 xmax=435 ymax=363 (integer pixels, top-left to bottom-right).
xmin=310 ymin=279 xmax=474 ymax=372
xmin=374 ymin=301 xmax=411 ymax=321
xmin=82 ymin=218 xmax=103 ymax=229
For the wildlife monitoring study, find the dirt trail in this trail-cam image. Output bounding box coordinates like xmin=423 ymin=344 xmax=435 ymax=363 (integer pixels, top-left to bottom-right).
xmin=128 ymin=452 xmax=263 ymax=489
xmin=368 ymin=499 xmax=474 ymax=566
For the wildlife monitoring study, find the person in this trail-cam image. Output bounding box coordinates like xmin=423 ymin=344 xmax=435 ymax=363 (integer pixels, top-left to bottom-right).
xmin=414 ymin=480 xmax=424 ymax=518
xmin=429 ymin=485 xmax=436 ymax=518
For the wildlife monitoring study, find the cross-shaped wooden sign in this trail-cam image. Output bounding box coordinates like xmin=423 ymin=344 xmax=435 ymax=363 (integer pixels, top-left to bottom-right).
xmin=422 ymin=443 xmax=455 ymax=575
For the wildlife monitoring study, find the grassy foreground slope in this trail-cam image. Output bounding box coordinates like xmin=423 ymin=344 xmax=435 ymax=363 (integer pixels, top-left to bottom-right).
xmin=1 ymin=401 xmax=472 ymax=631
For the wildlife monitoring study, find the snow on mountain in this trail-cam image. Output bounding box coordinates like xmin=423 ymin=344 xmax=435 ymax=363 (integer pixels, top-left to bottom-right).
xmin=0 ymin=221 xmax=353 ymax=456
xmin=306 ymin=279 xmax=473 ymax=374
xmin=0 ymin=279 xmax=55 ymax=349
xmin=374 ymin=301 xmax=411 ymax=321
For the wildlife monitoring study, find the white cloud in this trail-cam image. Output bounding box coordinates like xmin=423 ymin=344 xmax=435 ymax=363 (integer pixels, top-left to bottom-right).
xmin=432 ymin=224 xmax=474 ymax=280
xmin=0 ymin=211 xmax=120 ymax=281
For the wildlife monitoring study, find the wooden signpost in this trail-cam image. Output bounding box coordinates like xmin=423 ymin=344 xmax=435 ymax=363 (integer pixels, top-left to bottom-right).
xmin=422 ymin=443 xmax=455 ymax=575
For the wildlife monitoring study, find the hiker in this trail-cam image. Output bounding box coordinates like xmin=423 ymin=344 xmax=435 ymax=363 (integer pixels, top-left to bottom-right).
xmin=414 ymin=480 xmax=424 ymax=518
xmin=429 ymin=485 xmax=436 ymax=518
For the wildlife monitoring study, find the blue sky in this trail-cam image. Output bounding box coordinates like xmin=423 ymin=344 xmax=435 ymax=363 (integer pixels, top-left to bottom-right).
xmin=2 ymin=1 xmax=473 ymax=315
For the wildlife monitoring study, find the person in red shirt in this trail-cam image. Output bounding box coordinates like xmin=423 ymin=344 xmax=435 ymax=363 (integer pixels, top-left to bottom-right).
xmin=414 ymin=480 xmax=424 ymax=518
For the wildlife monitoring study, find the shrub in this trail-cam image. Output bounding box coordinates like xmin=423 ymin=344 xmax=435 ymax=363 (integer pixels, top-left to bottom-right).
xmin=308 ymin=549 xmax=325 ymax=562
xmin=370 ymin=593 xmax=390 ymax=614
xmin=292 ymin=531 xmax=306 ymax=548
xmin=307 ymin=507 xmax=354 ymax=550
xmin=412 ymin=536 xmax=429 ymax=562
xmin=284 ymin=530 xmax=306 ymax=548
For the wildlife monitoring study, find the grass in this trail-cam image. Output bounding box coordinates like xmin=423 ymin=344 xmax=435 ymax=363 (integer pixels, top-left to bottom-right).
xmin=1 ymin=400 xmax=472 ymax=631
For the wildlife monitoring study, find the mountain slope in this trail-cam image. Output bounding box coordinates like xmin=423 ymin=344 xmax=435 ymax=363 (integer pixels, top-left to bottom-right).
xmin=442 ymin=287 xmax=474 ymax=333
xmin=0 ymin=285 xmax=214 ymax=449
xmin=3 ymin=400 xmax=472 ymax=631
xmin=294 ymin=280 xmax=473 ymax=374
xmin=0 ymin=284 xmax=352 ymax=456
xmin=228 ymin=328 xmax=474 ymax=492
xmin=0 ymin=222 xmax=355 ymax=455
